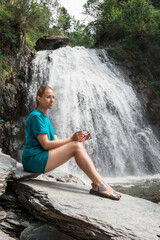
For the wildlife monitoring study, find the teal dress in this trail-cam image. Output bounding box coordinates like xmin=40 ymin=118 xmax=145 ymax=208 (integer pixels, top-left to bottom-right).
xmin=22 ymin=109 xmax=56 ymax=173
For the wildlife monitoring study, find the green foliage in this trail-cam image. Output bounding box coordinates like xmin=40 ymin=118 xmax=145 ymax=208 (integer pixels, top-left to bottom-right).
xmin=83 ymin=0 xmax=100 ymax=18
xmin=54 ymin=6 xmax=95 ymax=47
xmin=0 ymin=5 xmax=16 ymax=47
xmin=57 ymin=7 xmax=72 ymax=34
xmin=50 ymin=26 xmax=62 ymax=36
xmin=0 ymin=0 xmax=95 ymax=52
xmin=84 ymin=0 xmax=160 ymax=46
xmin=0 ymin=50 xmax=11 ymax=80
xmin=0 ymin=0 xmax=53 ymax=51
xmin=69 ymin=20 xmax=95 ymax=47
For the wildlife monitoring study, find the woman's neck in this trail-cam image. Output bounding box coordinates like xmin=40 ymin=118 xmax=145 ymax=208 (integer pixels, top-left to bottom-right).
xmin=36 ymin=106 xmax=47 ymax=114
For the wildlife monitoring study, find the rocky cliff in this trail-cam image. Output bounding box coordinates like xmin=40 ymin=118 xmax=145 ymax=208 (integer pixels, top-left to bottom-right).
xmin=0 ymin=31 xmax=33 ymax=158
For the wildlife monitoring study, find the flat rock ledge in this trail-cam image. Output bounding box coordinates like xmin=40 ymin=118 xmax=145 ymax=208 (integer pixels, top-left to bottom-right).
xmin=11 ymin=176 xmax=160 ymax=240
xmin=1 ymin=152 xmax=160 ymax=240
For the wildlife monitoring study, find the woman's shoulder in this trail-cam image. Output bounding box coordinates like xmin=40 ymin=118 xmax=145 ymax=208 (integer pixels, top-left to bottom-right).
xmin=26 ymin=109 xmax=43 ymax=123
xmin=30 ymin=109 xmax=42 ymax=117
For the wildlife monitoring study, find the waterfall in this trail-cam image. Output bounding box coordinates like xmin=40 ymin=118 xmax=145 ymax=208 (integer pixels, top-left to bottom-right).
xmin=25 ymin=46 xmax=160 ymax=178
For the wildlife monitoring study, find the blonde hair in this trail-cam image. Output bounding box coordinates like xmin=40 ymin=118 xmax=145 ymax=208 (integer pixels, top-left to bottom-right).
xmin=36 ymin=85 xmax=54 ymax=107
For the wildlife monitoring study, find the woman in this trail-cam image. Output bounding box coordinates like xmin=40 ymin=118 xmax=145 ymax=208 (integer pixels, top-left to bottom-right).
xmin=22 ymin=85 xmax=121 ymax=200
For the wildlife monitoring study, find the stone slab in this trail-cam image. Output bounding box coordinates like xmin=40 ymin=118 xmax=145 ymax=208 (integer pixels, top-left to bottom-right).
xmin=11 ymin=176 xmax=160 ymax=240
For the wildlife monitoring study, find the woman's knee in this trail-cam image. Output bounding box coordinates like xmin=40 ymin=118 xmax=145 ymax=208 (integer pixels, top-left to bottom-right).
xmin=69 ymin=141 xmax=83 ymax=154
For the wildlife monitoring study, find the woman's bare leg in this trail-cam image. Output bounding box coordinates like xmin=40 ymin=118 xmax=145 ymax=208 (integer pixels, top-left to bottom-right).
xmin=44 ymin=141 xmax=121 ymax=198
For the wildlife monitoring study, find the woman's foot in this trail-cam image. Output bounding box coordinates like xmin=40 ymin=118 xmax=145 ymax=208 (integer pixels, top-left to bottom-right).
xmin=90 ymin=183 xmax=121 ymax=200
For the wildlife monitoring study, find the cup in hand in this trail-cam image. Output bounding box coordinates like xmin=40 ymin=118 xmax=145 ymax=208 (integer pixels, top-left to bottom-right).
xmin=83 ymin=130 xmax=91 ymax=140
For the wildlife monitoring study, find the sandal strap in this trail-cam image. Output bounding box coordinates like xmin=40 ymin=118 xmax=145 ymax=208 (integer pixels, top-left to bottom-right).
xmin=91 ymin=183 xmax=108 ymax=193
xmin=110 ymin=192 xmax=119 ymax=197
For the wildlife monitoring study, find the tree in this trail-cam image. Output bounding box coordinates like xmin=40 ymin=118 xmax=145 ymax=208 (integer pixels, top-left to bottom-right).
xmin=69 ymin=19 xmax=95 ymax=47
xmin=57 ymin=7 xmax=72 ymax=34
xmin=0 ymin=0 xmax=56 ymax=51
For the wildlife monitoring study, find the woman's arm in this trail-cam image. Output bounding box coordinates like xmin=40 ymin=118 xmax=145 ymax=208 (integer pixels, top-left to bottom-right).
xmin=54 ymin=135 xmax=59 ymax=140
xmin=37 ymin=131 xmax=84 ymax=150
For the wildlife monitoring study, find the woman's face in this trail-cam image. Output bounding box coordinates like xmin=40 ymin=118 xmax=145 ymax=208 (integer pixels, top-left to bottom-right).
xmin=38 ymin=88 xmax=55 ymax=110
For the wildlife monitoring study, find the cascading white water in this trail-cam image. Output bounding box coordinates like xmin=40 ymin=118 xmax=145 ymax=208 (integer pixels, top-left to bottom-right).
xmin=25 ymin=46 xmax=160 ymax=178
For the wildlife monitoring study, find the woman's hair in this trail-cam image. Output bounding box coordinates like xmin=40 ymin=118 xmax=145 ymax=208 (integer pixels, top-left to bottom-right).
xmin=36 ymin=85 xmax=54 ymax=107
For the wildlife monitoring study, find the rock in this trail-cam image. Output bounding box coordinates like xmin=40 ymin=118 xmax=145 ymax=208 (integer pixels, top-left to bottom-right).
xmin=47 ymin=168 xmax=85 ymax=185
xmin=16 ymin=31 xmax=31 ymax=73
xmin=1 ymin=151 xmax=160 ymax=239
xmin=0 ymin=230 xmax=16 ymax=240
xmin=0 ymin=221 xmax=14 ymax=230
xmin=0 ymin=186 xmax=38 ymax=239
xmin=13 ymin=162 xmax=41 ymax=181
xmin=0 ymin=150 xmax=16 ymax=195
xmin=14 ymin=162 xmax=85 ymax=185
xmin=2 ymin=119 xmax=26 ymax=161
xmin=11 ymin=176 xmax=160 ymax=240
xmin=0 ymin=209 xmax=6 ymax=220
xmin=0 ymin=30 xmax=33 ymax=157
xmin=35 ymin=36 xmax=70 ymax=51
xmin=20 ymin=223 xmax=76 ymax=240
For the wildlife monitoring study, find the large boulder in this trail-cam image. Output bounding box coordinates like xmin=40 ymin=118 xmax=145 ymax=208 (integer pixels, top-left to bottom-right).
xmin=1 ymin=152 xmax=160 ymax=240
xmin=35 ymin=36 xmax=70 ymax=51
xmin=11 ymin=175 xmax=160 ymax=240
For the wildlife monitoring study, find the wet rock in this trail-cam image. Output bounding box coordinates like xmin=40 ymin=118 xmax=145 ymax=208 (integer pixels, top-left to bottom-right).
xmin=0 ymin=150 xmax=16 ymax=195
xmin=11 ymin=176 xmax=160 ymax=240
xmin=35 ymin=36 xmax=70 ymax=51
xmin=20 ymin=223 xmax=76 ymax=240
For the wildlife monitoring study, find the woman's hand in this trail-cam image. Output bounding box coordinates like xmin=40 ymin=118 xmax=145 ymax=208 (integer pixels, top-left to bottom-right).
xmin=71 ymin=130 xmax=90 ymax=142
xmin=71 ymin=130 xmax=84 ymax=142
xmin=82 ymin=132 xmax=90 ymax=141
